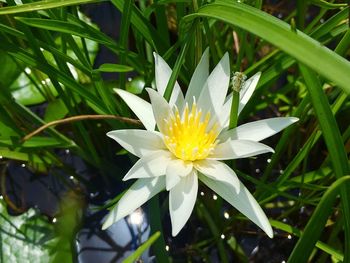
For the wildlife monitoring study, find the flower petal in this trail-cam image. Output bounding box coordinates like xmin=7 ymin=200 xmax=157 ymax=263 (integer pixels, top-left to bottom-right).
xmin=185 ymin=48 xmax=209 ymax=103
xmin=169 ymin=170 xmax=198 ymax=236
xmin=102 ymin=176 xmax=165 ymax=230
xmin=153 ymin=53 xmax=184 ymax=109
xmin=199 ymin=174 xmax=273 ymax=238
xmin=107 ymin=129 xmax=166 ymax=158
xmin=146 ymin=88 xmax=173 ymax=134
xmin=114 ymin=88 xmax=155 ymax=131
xmin=239 ymin=72 xmax=261 ymax=113
xmin=219 ymin=117 xmax=299 ymax=143
xmin=197 ymin=53 xmax=230 ymax=119
xmin=219 ymin=72 xmax=261 ymax=128
xmin=209 ymin=140 xmax=274 ymax=160
xmin=166 ymin=159 xmax=193 ymax=190
xmin=123 ymin=150 xmax=173 ymax=180
xmin=194 ymin=159 xmax=239 ymax=194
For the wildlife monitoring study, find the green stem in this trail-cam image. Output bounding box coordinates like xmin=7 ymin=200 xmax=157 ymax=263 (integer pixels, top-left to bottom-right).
xmin=228 ymin=90 xmax=239 ymax=129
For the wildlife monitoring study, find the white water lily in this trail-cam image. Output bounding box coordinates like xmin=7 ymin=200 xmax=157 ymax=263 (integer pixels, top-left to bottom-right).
xmin=102 ymin=50 xmax=298 ymax=237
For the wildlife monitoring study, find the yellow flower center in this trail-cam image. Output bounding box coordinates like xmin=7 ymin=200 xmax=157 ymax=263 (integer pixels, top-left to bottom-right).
xmin=163 ymin=102 xmax=219 ymax=161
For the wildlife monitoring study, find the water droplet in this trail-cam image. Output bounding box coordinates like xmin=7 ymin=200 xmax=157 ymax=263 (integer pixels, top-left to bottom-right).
xmin=21 ymin=163 xmax=26 ymax=168
xmin=52 ymin=218 xmax=57 ymax=223
xmin=200 ymin=191 xmax=205 ymax=196
xmin=267 ymin=159 xmax=271 ymax=163
xmin=69 ymin=176 xmax=74 ymax=180
xmin=255 ymin=168 xmax=260 ymax=173
xmin=24 ymin=68 xmax=31 ymax=74
xmin=220 ymin=234 xmax=225 ymax=239
xmin=127 ymin=77 xmax=132 ymax=82
xmin=0 ymin=195 xmax=3 ymax=200
xmin=0 ymin=156 xmax=3 ymax=159
xmin=65 ymin=149 xmax=70 ymax=154
xmin=287 ymin=234 xmax=292 ymax=240
xmin=278 ymin=13 xmax=283 ymax=19
xmin=213 ymin=194 xmax=218 ymax=200
xmin=224 ymin=212 xmax=229 ymax=219
xmin=165 ymin=245 xmax=169 ymax=251
xmin=279 ymin=169 xmax=284 ymax=174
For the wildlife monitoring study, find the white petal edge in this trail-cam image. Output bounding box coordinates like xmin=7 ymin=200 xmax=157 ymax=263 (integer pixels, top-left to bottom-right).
xmin=153 ymin=53 xmax=184 ymax=109
xmin=185 ymin=48 xmax=209 ymax=103
xmin=169 ymin=170 xmax=198 ymax=236
xmin=146 ymin=88 xmax=173 ymax=134
xmin=239 ymin=72 xmax=261 ymax=111
xmin=218 ymin=117 xmax=299 ymax=143
xmin=123 ymin=150 xmax=173 ymax=181
xmin=166 ymin=159 xmax=193 ymax=190
xmin=194 ymin=159 xmax=239 ymax=194
xmin=107 ymin=129 xmax=166 ymax=158
xmin=199 ymin=174 xmax=273 ymax=238
xmin=114 ymin=88 xmax=155 ymax=131
xmin=102 ymin=177 xmax=165 ymax=230
xmin=197 ymin=53 xmax=230 ymax=120
xmin=209 ymin=140 xmax=274 ymax=160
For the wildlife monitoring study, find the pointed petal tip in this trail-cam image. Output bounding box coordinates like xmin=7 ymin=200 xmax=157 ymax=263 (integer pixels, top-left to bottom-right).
xmin=172 ymin=228 xmax=180 ymax=237
xmin=265 ymin=224 xmax=274 ymax=238
xmin=101 ymin=217 xmax=112 ymax=231
xmin=290 ymin=117 xmax=299 ymax=123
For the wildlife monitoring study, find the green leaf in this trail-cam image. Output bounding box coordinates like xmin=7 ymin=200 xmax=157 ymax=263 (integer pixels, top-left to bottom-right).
xmin=181 ymin=2 xmax=350 ymax=94
xmin=0 ymin=148 xmax=51 ymax=164
xmin=287 ymin=176 xmax=350 ymax=263
xmin=95 ymin=63 xmax=133 ymax=73
xmin=309 ymin=0 xmax=347 ymax=9
xmin=299 ymin=64 xmax=350 ymax=261
xmin=44 ymin=99 xmax=69 ymax=123
xmin=271 ymin=220 xmax=344 ymax=262
xmin=0 ymin=0 xmax=106 ymax=15
xmin=122 ymin=231 xmax=161 ymax=263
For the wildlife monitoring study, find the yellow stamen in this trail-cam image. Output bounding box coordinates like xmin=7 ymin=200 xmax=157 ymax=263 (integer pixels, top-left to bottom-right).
xmin=164 ymin=101 xmax=219 ymax=161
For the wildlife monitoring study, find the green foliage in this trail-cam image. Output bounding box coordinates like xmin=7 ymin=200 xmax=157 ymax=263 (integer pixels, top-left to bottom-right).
xmin=0 ymin=0 xmax=349 ymax=262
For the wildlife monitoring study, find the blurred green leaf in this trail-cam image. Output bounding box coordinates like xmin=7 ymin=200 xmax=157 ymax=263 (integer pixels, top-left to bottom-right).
xmin=44 ymin=99 xmax=69 ymax=123
xmin=122 ymin=231 xmax=161 ymax=263
xmin=0 ymin=0 xmax=106 ymax=15
xmin=95 ymin=63 xmax=133 ymax=73
xmin=182 ymin=2 xmax=350 ymax=94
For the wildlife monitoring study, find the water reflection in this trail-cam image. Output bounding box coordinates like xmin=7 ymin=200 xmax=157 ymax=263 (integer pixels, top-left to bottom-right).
xmin=77 ymin=207 xmax=154 ymax=263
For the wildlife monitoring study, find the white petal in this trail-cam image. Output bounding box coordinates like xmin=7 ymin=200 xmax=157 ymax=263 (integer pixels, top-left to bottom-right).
xmin=123 ymin=150 xmax=172 ymax=180
xmin=219 ymin=117 xmax=299 ymax=143
xmin=146 ymin=88 xmax=173 ymax=134
xmin=166 ymin=159 xmax=193 ymax=190
xmin=239 ymin=72 xmax=261 ymax=113
xmin=197 ymin=53 xmax=230 ymax=119
xmin=209 ymin=140 xmax=274 ymax=160
xmin=153 ymin=53 xmax=184 ymax=109
xmin=169 ymin=170 xmax=198 ymax=236
xmin=218 ymin=72 xmax=261 ymax=128
xmin=185 ymin=48 xmax=209 ymax=103
xmin=102 ymin=177 xmax=165 ymax=230
xmin=114 ymin=88 xmax=155 ymax=131
xmin=194 ymin=159 xmax=239 ymax=194
xmin=199 ymin=174 xmax=273 ymax=238
xmin=107 ymin=129 xmax=166 ymax=158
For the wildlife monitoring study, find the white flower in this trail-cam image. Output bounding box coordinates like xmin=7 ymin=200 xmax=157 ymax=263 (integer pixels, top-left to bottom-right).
xmin=102 ymin=50 xmax=298 ymax=237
